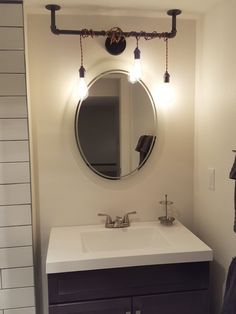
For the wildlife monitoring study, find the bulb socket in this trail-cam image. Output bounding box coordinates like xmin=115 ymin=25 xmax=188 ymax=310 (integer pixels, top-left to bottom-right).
xmin=134 ymin=47 xmax=141 ymax=60
xmin=164 ymin=71 xmax=170 ymax=83
xmin=79 ymin=66 xmax=86 ymax=78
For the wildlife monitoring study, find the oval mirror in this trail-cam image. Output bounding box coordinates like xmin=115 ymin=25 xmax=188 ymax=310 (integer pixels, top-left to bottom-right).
xmin=75 ymin=70 xmax=157 ymax=180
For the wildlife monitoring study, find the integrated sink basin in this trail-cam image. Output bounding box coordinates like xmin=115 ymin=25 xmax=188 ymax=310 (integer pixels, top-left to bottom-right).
xmin=80 ymin=226 xmax=170 ymax=252
xmin=46 ymin=220 xmax=213 ymax=273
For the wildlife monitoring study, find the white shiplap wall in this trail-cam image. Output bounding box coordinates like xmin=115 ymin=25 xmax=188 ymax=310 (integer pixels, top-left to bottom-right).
xmin=0 ymin=2 xmax=35 ymax=314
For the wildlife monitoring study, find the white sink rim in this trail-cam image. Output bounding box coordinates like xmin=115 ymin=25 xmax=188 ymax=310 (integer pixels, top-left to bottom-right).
xmin=46 ymin=220 xmax=213 ymax=274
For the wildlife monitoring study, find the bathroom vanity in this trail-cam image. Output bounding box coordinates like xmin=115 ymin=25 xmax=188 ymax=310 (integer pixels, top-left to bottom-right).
xmin=46 ymin=221 xmax=213 ymax=314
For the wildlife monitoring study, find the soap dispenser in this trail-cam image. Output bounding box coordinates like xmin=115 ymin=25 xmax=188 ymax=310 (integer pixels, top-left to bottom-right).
xmin=158 ymin=194 xmax=175 ymax=225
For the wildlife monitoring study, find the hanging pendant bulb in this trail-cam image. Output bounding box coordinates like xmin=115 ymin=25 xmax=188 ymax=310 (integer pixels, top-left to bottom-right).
xmin=163 ymin=38 xmax=170 ymax=84
xmin=78 ymin=65 xmax=88 ymax=101
xmin=157 ymin=38 xmax=175 ymax=106
xmin=77 ymin=35 xmax=88 ymax=101
xmin=129 ymin=38 xmax=142 ymax=83
xmin=159 ymin=70 xmax=172 ymax=105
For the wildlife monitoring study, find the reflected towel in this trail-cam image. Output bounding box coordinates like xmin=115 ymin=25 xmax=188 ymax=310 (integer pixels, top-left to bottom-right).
xmin=135 ymin=135 xmax=154 ymax=153
xmin=229 ymin=157 xmax=236 ymax=232
xmin=221 ymin=257 xmax=236 ymax=314
xmin=135 ymin=135 xmax=155 ymax=165
xmin=230 ymin=157 xmax=236 ymax=179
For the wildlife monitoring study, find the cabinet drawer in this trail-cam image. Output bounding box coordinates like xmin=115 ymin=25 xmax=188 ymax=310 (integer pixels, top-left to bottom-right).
xmin=133 ymin=290 xmax=209 ymax=314
xmin=49 ymin=297 xmax=131 ymax=314
xmin=48 ymin=262 xmax=209 ymax=304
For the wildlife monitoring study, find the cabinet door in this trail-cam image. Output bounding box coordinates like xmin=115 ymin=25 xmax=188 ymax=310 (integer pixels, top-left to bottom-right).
xmin=133 ymin=290 xmax=209 ymax=314
xmin=49 ymin=297 xmax=131 ymax=314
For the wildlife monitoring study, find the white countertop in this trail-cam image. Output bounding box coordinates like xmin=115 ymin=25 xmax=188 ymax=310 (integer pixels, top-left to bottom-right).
xmin=46 ymin=220 xmax=213 ymax=274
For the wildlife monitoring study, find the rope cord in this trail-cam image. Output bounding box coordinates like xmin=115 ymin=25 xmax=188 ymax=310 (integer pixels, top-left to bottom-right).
xmin=77 ymin=28 xmax=165 ymax=41
xmin=79 ymin=35 xmax=84 ymax=66
xmin=165 ymin=38 xmax=168 ymax=72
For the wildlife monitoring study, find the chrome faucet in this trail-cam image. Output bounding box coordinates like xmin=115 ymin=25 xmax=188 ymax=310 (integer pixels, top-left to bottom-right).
xmin=98 ymin=211 xmax=137 ymax=228
xmin=113 ymin=216 xmax=123 ymax=228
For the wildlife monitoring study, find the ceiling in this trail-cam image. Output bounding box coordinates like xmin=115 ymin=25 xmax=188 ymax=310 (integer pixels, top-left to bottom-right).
xmin=24 ymin=0 xmax=222 ymax=16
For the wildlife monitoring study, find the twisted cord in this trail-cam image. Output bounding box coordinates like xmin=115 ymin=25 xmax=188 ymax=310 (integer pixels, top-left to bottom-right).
xmin=79 ymin=35 xmax=84 ymax=66
xmin=165 ymin=37 xmax=168 ymax=72
xmin=78 ymin=28 xmax=167 ymax=41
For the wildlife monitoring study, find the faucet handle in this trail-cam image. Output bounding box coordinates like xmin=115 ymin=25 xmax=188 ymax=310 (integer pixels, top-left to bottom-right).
xmin=122 ymin=211 xmax=137 ymax=224
xmin=98 ymin=213 xmax=113 ymax=224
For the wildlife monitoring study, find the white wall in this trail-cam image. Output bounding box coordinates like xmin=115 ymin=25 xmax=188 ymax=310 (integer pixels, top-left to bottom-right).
xmin=194 ymin=0 xmax=236 ymax=312
xmin=25 ymin=12 xmax=196 ymax=313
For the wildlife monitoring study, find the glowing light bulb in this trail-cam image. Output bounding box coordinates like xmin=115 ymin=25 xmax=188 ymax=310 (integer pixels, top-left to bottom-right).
xmin=129 ymin=59 xmax=142 ymax=83
xmin=78 ymin=77 xmax=88 ymax=101
xmin=129 ymin=47 xmax=142 ymax=83
xmin=78 ymin=66 xmax=88 ymax=101
xmin=157 ymin=82 xmax=175 ymax=107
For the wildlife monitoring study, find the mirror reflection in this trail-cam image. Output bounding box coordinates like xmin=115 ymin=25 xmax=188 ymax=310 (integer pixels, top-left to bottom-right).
xmin=75 ymin=71 xmax=156 ymax=179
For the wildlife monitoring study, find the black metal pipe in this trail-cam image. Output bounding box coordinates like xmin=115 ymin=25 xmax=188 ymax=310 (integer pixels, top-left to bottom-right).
xmin=45 ymin=4 xmax=182 ymax=39
xmin=45 ymin=4 xmax=60 ymax=35
xmin=167 ymin=9 xmax=182 ymax=38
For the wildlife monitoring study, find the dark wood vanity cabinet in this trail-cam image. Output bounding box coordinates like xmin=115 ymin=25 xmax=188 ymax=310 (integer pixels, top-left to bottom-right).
xmin=48 ymin=262 xmax=210 ymax=314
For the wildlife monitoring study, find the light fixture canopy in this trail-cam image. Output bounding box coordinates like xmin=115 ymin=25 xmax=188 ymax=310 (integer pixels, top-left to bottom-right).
xmin=105 ymin=27 xmax=126 ymax=55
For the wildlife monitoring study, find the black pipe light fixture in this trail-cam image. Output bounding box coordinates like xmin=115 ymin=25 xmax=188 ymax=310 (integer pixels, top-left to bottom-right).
xmin=45 ymin=4 xmax=182 ymax=100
